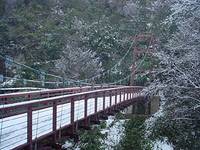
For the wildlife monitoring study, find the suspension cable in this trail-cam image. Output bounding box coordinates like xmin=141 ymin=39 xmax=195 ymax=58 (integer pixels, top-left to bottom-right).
xmin=0 ymin=40 xmax=134 ymax=86
xmin=0 ymin=54 xmax=90 ymax=86
xmin=108 ymin=35 xmax=153 ymax=85
xmin=79 ymin=40 xmax=134 ymax=82
xmin=0 ymin=35 xmax=153 ymax=87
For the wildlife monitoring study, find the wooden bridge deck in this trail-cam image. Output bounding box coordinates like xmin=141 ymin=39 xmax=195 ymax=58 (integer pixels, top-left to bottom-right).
xmin=0 ymin=86 xmax=144 ymax=150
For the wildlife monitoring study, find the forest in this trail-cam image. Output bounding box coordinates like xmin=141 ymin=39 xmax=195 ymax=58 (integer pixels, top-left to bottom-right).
xmin=0 ymin=0 xmax=199 ymax=150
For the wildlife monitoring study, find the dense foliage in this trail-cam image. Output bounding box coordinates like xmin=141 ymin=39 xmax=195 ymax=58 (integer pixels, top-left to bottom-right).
xmin=78 ymin=126 xmax=106 ymax=150
xmin=0 ymin=0 xmax=199 ymax=149
xmin=146 ymin=0 xmax=200 ymax=149
xmin=0 ymin=0 xmax=135 ymax=84
xmin=118 ymin=117 xmax=153 ymax=150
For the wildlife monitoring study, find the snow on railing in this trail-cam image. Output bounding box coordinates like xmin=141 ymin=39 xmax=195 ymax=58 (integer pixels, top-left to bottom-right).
xmin=0 ymin=86 xmax=143 ymax=150
xmin=0 ymin=85 xmax=117 ymax=104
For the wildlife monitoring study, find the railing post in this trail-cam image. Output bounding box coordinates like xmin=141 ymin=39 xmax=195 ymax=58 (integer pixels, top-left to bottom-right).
xmin=84 ymin=95 xmax=88 ymax=118
xmin=95 ymin=93 xmax=98 ymax=113
xmin=126 ymin=89 xmax=128 ymax=100
xmin=120 ymin=90 xmax=122 ymax=103
xmin=134 ymin=89 xmax=136 ymax=98
xmin=70 ymin=97 xmax=75 ymax=136
xmin=53 ymin=101 xmax=57 ymax=142
xmin=71 ymin=98 xmax=74 ymax=124
xmin=124 ymin=89 xmax=126 ymax=101
xmin=127 ymin=90 xmax=129 ymax=100
xmin=110 ymin=91 xmax=112 ymax=107
xmin=126 ymin=90 xmax=129 ymax=100
xmin=115 ymin=90 xmax=117 ymax=105
xmin=27 ymin=105 xmax=32 ymax=150
xmin=84 ymin=94 xmax=88 ymax=126
xmin=28 ymin=94 xmax=31 ymax=101
xmin=103 ymin=91 xmax=105 ymax=110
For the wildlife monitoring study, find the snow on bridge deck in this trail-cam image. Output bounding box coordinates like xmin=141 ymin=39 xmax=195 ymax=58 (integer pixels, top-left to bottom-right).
xmin=0 ymin=87 xmax=142 ymax=150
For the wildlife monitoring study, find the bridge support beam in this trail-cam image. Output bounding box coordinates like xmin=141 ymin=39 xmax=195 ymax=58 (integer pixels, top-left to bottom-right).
xmin=124 ymin=96 xmax=160 ymax=116
xmin=149 ymin=96 xmax=160 ymax=114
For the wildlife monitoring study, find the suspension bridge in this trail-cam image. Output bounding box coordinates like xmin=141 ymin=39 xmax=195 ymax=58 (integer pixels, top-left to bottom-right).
xmin=0 ymin=34 xmax=158 ymax=149
xmin=0 ymin=85 xmax=152 ymax=150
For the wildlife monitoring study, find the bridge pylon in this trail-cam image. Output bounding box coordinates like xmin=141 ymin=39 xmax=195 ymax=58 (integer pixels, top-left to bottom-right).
xmin=130 ymin=33 xmax=155 ymax=86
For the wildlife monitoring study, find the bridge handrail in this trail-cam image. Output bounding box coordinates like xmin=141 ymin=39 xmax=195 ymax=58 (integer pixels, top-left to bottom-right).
xmin=0 ymin=86 xmax=94 ymax=98
xmin=0 ymin=85 xmax=120 ymax=104
xmin=0 ymin=86 xmax=143 ymax=150
xmin=0 ymin=86 xmax=143 ymax=114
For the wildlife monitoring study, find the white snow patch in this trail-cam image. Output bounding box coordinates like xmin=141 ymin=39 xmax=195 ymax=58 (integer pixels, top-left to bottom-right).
xmin=62 ymin=140 xmax=80 ymax=150
xmin=102 ymin=116 xmax=125 ymax=150
xmin=153 ymin=140 xmax=174 ymax=150
xmin=62 ymin=116 xmax=126 ymax=150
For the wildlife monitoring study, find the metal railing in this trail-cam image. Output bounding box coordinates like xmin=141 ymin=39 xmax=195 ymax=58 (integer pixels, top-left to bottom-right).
xmin=0 ymin=86 xmax=143 ymax=150
xmin=0 ymin=85 xmax=118 ymax=104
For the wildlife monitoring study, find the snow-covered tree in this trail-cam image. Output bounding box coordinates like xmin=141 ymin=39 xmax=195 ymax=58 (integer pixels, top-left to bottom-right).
xmin=56 ymin=46 xmax=102 ymax=81
xmin=146 ymin=0 xmax=200 ymax=149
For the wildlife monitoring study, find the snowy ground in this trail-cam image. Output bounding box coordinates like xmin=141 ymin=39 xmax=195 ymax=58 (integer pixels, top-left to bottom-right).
xmin=145 ymin=96 xmax=174 ymax=150
xmin=103 ymin=117 xmax=173 ymax=150
xmin=0 ymin=94 xmax=132 ymax=150
xmin=102 ymin=116 xmax=125 ymax=150
xmin=62 ymin=116 xmax=126 ymax=150
xmin=153 ymin=140 xmax=174 ymax=150
xmin=62 ymin=111 xmax=174 ymax=150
